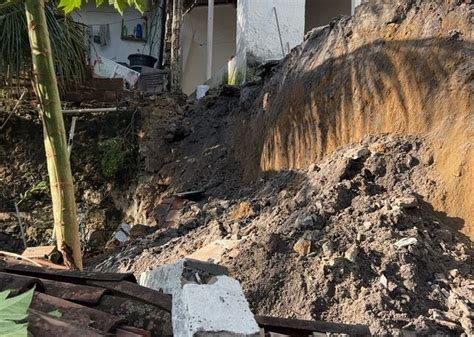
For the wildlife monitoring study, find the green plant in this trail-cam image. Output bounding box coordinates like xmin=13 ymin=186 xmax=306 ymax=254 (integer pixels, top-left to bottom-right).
xmin=0 ymin=287 xmax=35 ymax=337
xmin=17 ymin=181 xmax=48 ymax=206
xmin=0 ymin=1 xmax=88 ymax=91
xmin=99 ymin=137 xmax=131 ymax=178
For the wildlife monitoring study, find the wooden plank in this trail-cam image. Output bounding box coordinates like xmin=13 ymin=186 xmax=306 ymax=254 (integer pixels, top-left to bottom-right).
xmin=31 ymin=292 xmax=125 ymax=332
xmin=0 ymin=271 xmax=45 ymax=295
xmin=28 ymin=308 xmax=105 ymax=337
xmin=255 ymin=315 xmax=371 ymax=337
xmin=97 ymin=295 xmax=173 ymax=336
xmin=116 ymin=325 xmax=152 ymax=337
xmin=40 ymin=278 xmax=109 ymax=305
xmin=22 ymin=246 xmax=57 ymax=259
xmin=4 ymin=263 xmax=137 ymax=283
xmin=87 ymin=280 xmax=172 ymax=312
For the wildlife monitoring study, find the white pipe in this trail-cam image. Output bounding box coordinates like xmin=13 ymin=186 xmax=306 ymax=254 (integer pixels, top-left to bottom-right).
xmin=62 ymin=107 xmax=118 ymax=114
xmin=206 ymin=0 xmax=214 ymax=80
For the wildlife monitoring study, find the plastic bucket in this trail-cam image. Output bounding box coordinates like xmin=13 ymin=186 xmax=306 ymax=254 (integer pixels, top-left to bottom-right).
xmin=128 ymin=54 xmax=157 ymax=68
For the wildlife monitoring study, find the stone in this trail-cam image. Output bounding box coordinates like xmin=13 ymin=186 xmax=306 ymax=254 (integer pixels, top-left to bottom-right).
xmin=303 ymin=230 xmax=321 ymax=241
xmin=293 ymin=238 xmax=311 ymax=256
xmin=322 ymin=242 xmax=334 ymax=257
xmin=345 ymin=146 xmax=370 ymax=160
xmin=459 ymin=317 xmax=473 ymax=335
xmin=302 ymin=215 xmax=314 ymax=227
xmin=395 ymin=196 xmax=418 ymax=209
xmin=308 ymin=163 xmax=320 ymax=172
xmin=363 ymin=221 xmax=373 ymax=230
xmin=344 ymin=244 xmax=359 ymax=263
xmin=394 ymin=237 xmax=418 ymax=248
xmin=380 ymin=274 xmax=397 ymax=292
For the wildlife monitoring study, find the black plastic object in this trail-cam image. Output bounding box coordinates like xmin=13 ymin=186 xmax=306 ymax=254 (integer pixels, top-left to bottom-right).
xmin=128 ymin=53 xmax=157 ymax=68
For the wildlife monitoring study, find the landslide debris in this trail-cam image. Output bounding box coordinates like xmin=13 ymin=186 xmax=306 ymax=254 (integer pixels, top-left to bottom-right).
xmin=93 ymin=132 xmax=473 ymax=335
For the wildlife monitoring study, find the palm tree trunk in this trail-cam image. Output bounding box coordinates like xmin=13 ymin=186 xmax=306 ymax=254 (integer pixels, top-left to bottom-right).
xmin=24 ymin=0 xmax=82 ymax=270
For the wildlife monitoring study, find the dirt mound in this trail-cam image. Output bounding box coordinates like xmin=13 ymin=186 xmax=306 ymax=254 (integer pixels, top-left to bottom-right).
xmin=236 ymin=0 xmax=474 ymax=237
xmin=93 ymin=134 xmax=473 ymax=335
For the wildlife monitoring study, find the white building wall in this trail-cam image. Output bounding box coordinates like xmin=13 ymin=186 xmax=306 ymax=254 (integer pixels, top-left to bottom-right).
xmin=237 ymin=0 xmax=306 ymax=62
xmin=352 ymin=0 xmax=362 ymax=15
xmin=72 ymin=3 xmax=162 ymax=65
xmin=181 ymin=5 xmax=237 ymax=95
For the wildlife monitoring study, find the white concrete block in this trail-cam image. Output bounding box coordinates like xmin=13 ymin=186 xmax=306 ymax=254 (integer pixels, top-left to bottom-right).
xmin=140 ymin=259 xmax=259 ymax=337
xmin=174 ymin=276 xmax=260 ymax=337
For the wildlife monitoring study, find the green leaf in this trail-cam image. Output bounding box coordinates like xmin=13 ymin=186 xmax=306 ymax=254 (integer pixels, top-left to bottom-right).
xmin=48 ymin=309 xmax=62 ymax=318
xmin=0 ymin=290 xmax=11 ymax=302
xmin=58 ymin=0 xmax=146 ymax=14
xmin=58 ymin=0 xmax=83 ymax=13
xmin=0 ymin=287 xmax=34 ymax=337
xmin=0 ymin=0 xmax=20 ymax=11
xmin=0 ymin=319 xmax=28 ymax=337
xmin=0 ymin=287 xmax=35 ymax=322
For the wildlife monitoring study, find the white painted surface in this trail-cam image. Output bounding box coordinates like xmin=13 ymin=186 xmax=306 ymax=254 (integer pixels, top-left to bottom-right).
xmin=72 ymin=2 xmax=162 ymax=65
xmin=352 ymin=0 xmax=362 ymax=15
xmin=181 ymin=5 xmax=236 ymax=94
xmin=237 ymin=0 xmax=305 ymax=61
xmin=207 ymin=0 xmax=215 ymax=80
xmin=175 ymin=276 xmax=260 ymax=337
xmin=93 ymin=56 xmax=140 ymax=87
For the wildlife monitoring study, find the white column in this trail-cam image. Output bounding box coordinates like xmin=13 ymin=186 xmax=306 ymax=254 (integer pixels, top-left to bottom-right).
xmin=206 ymin=0 xmax=214 ymax=80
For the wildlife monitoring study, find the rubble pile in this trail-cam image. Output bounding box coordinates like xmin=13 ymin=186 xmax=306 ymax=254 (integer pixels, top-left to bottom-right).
xmin=93 ymin=134 xmax=473 ymax=335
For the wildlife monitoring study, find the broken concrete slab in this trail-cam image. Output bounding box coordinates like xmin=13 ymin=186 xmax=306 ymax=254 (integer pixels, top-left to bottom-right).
xmin=174 ymin=276 xmax=260 ymax=337
xmin=140 ymin=259 xmax=259 ymax=337
xmin=139 ymin=258 xmax=228 ymax=295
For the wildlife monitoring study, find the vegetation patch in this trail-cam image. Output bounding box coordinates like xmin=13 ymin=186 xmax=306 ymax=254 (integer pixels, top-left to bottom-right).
xmin=98 ymin=137 xmax=132 ymax=179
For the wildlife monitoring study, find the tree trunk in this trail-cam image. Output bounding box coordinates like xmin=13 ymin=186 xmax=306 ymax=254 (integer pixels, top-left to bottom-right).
xmin=24 ymin=0 xmax=82 ymax=270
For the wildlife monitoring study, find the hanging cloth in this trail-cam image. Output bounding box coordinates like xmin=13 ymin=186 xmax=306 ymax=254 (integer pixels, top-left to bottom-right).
xmin=99 ymin=24 xmax=110 ymax=46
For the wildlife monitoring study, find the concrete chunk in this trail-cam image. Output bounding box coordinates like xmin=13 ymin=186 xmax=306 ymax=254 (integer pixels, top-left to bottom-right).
xmin=139 ymin=258 xmax=228 ymax=295
xmin=140 ymin=259 xmax=259 ymax=337
xmin=175 ymin=276 xmax=260 ymax=337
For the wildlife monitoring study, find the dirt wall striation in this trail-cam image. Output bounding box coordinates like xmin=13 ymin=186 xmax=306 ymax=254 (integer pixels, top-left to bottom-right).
xmin=238 ymin=0 xmax=473 ymax=237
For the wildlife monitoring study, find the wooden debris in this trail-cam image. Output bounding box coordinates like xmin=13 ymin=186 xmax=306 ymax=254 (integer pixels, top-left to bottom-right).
xmin=31 ymin=292 xmax=125 ymax=332
xmin=22 ymin=246 xmax=57 ymax=260
xmin=28 ymin=308 xmax=105 ymax=337
xmin=256 ymin=315 xmax=371 ymax=336
xmin=0 ymin=271 xmax=44 ymax=295
xmin=4 ymin=263 xmax=136 ymax=283
xmin=87 ymin=280 xmax=172 ymax=312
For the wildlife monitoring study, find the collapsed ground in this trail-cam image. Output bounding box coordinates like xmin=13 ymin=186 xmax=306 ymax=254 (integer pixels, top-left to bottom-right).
xmin=0 ymin=0 xmax=472 ymax=335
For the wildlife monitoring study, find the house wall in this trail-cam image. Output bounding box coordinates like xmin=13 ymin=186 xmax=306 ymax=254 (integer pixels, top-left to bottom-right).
xmin=181 ymin=4 xmax=237 ymax=95
xmin=237 ymin=0 xmax=306 ymax=62
xmin=305 ymin=0 xmax=352 ymax=32
xmin=72 ymin=2 xmax=163 ymax=66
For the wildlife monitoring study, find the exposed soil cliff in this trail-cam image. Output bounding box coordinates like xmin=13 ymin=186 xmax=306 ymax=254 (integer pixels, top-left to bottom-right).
xmin=237 ymin=0 xmax=474 ymax=237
